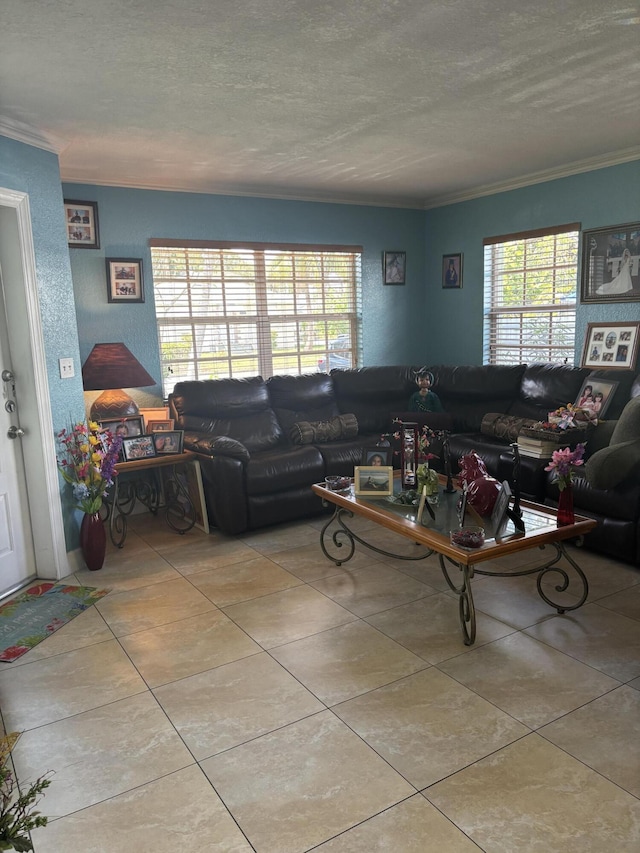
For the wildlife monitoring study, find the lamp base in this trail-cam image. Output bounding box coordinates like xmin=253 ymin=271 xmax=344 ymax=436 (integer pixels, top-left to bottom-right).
xmin=90 ymin=389 xmax=139 ymax=421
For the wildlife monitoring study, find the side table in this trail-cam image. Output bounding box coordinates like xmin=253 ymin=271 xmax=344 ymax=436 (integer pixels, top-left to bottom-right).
xmin=106 ymin=451 xmax=198 ymax=547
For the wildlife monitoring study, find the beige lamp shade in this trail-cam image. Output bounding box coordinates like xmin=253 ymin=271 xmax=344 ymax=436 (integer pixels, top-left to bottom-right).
xmin=82 ymin=343 xmax=156 ymax=420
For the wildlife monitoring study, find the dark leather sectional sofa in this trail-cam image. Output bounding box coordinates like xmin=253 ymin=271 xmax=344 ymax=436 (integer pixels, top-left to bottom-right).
xmin=168 ymin=363 xmax=640 ymax=565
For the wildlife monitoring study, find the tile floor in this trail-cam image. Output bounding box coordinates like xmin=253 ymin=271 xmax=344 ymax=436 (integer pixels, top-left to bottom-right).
xmin=1 ymin=511 xmax=640 ymax=852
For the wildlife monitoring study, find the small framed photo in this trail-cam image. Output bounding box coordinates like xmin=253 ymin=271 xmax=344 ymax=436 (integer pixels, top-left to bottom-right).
xmin=152 ymin=430 xmax=184 ymax=455
xmin=574 ymin=377 xmax=619 ymax=420
xmin=100 ymin=416 xmax=144 ymax=439
xmin=580 ymin=322 xmax=640 ymax=370
xmin=491 ymin=480 xmax=512 ymax=537
xmin=354 ymin=465 xmax=394 ymax=496
xmin=361 ymin=447 xmax=392 ymax=467
xmin=139 ymin=407 xmax=170 ymax=430
xmin=147 ymin=419 xmax=175 ymax=432
xmin=442 ymin=253 xmax=462 ymax=289
xmin=383 ymin=251 xmax=406 ymax=285
xmin=106 ymin=258 xmax=144 ymax=304
xmin=580 ymin=222 xmax=640 ymax=303
xmin=121 ymin=435 xmax=157 ymax=461
xmin=64 ymin=199 xmax=99 ymax=249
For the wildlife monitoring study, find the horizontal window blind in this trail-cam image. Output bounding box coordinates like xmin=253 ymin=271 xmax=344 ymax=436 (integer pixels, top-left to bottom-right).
xmin=150 ymin=243 xmax=361 ymax=397
xmin=483 ymin=225 xmax=579 ymax=365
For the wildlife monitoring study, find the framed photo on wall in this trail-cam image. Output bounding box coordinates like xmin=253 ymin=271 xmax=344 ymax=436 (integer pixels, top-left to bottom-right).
xmin=106 ymin=258 xmax=145 ymax=303
xmin=383 ymin=251 xmax=406 ymax=285
xmin=580 ymin=322 xmax=640 ymax=370
xmin=580 ymin=222 xmax=640 ymax=303
xmin=64 ymin=199 xmax=99 ymax=249
xmin=442 ymin=253 xmax=462 ymax=288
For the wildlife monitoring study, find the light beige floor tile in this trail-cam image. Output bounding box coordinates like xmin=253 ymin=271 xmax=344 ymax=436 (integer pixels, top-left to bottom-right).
xmin=74 ymin=549 xmax=181 ymax=593
xmin=524 ymin=602 xmax=640 ymax=682
xmin=239 ymin=521 xmax=322 ymax=554
xmin=386 ymin=554 xmax=462 ymax=592
xmin=222 ymin=584 xmax=357 ymax=648
xmin=268 ymin=542 xmax=379 ymax=582
xmin=12 ymin=692 xmax=193 ymax=819
xmin=2 ymin=606 xmax=113 ymax=667
xmin=314 ymin=793 xmax=483 ymax=852
xmin=310 ymin=562 xmax=436 ymax=616
xmin=95 ymin=577 xmax=216 ymax=637
xmin=561 ymin=545 xmax=640 ymax=602
xmin=439 ymin=632 xmax=619 ymax=728
xmin=426 ymin=734 xmax=640 ymax=853
xmin=189 ymin=555 xmax=303 ymax=606
xmin=0 ymin=640 xmax=146 ymax=730
xmin=271 ymin=620 xmax=429 ymax=705
xmin=158 ymin=534 xmax=259 ymax=576
xmin=30 ymin=764 xmax=253 ymax=853
xmin=201 ymin=710 xmax=414 ymax=853
xmin=119 ymin=609 xmax=261 ymax=687
xmin=540 ymin=685 xmax=640 ymax=797
xmin=334 ymin=668 xmax=528 ymax=788
xmin=155 ymin=652 xmax=324 ymax=759
xmin=629 ymin=676 xmax=640 ymax=691
xmin=596 ymin=583 xmax=640 ymax=621
xmin=366 ymin=592 xmax=516 ymax=663
xmin=129 ymin=514 xmax=211 ymax=551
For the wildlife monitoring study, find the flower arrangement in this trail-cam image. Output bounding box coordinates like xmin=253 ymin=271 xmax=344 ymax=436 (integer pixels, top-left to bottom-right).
xmin=544 ymin=443 xmax=586 ymax=491
xmin=541 ymin=403 xmax=594 ymax=431
xmin=56 ymin=421 xmax=122 ymax=514
xmin=0 ymin=732 xmax=52 ymax=851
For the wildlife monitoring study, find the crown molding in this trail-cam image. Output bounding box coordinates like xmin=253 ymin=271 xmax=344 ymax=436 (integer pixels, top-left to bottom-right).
xmin=0 ymin=116 xmax=66 ymax=154
xmin=423 ymin=147 xmax=640 ymax=210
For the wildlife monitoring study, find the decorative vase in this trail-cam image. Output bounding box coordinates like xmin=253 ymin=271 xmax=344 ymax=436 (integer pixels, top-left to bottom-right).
xmin=557 ymin=484 xmax=575 ymax=526
xmin=80 ymin=511 xmax=107 ymax=571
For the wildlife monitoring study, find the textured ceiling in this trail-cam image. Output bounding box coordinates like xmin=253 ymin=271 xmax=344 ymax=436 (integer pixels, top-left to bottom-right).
xmin=1 ymin=0 xmax=639 ymax=207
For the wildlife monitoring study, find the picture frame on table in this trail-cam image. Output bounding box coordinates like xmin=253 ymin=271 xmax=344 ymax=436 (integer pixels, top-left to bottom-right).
xmin=573 ymin=377 xmax=619 ymax=420
xmin=147 ymin=419 xmax=175 ymax=432
xmin=580 ymin=222 xmax=640 ymax=303
xmin=383 ymin=251 xmax=406 ymax=285
xmin=361 ymin=447 xmax=392 ymax=467
xmin=121 ymin=435 xmax=157 ymax=462
xmin=99 ymin=416 xmax=144 ymax=439
xmin=139 ymin=407 xmax=170 ymax=430
xmin=106 ymin=257 xmax=145 ymax=304
xmin=64 ymin=199 xmax=99 ymax=249
xmin=580 ymin=322 xmax=640 ymax=370
xmin=491 ymin=480 xmax=512 ymax=537
xmin=354 ymin=465 xmax=394 ymax=496
xmin=152 ymin=430 xmax=184 ymax=455
xmin=442 ymin=253 xmax=463 ymax=289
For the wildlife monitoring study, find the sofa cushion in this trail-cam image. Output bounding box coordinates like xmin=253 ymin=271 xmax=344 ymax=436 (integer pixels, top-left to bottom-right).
xmin=480 ymin=413 xmax=538 ymax=443
xmin=267 ymin=373 xmax=339 ymax=433
xmin=429 ymin=364 xmax=526 ymax=432
xmin=290 ymin=413 xmax=358 ymax=444
xmin=245 ymin=446 xmax=325 ymax=496
xmin=331 ymin=366 xmax=417 ymax=433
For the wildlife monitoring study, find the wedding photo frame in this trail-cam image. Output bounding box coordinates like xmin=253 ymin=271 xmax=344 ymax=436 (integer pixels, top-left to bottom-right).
xmin=361 ymin=447 xmax=392 ymax=466
xmin=580 ymin=322 xmax=640 ymax=370
xmin=580 ymin=222 xmax=640 ymax=303
xmin=64 ymin=199 xmax=99 ymax=249
xmin=442 ymin=253 xmax=463 ymax=289
xmin=353 ymin=465 xmax=394 ymax=496
xmin=383 ymin=251 xmax=406 ymax=285
xmin=106 ymin=257 xmax=145 ymax=304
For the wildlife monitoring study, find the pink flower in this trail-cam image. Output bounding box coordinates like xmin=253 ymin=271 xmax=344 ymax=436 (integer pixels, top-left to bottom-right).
xmin=545 ymin=443 xmax=585 ymax=490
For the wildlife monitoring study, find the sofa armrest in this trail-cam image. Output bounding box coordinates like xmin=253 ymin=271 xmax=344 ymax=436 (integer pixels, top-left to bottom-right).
xmin=183 ymin=431 xmax=251 ymax=462
xmin=584 ymin=438 xmax=640 ymax=490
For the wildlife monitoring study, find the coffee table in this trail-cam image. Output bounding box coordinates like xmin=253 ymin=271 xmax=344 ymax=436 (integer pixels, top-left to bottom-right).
xmin=312 ymin=476 xmax=596 ymax=645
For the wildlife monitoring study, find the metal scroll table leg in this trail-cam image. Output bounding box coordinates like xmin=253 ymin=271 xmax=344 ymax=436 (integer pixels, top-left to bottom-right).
xmin=163 ymin=463 xmax=196 ymax=534
xmin=439 ymin=555 xmax=476 ymax=645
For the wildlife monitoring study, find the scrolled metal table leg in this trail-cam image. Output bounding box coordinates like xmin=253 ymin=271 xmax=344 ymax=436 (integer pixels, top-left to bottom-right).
xmin=534 ymin=542 xmax=589 ymax=612
xmin=319 ymin=506 xmax=357 ymax=565
xmin=163 ymin=463 xmax=196 ymax=534
xmin=439 ymin=555 xmax=476 ymax=645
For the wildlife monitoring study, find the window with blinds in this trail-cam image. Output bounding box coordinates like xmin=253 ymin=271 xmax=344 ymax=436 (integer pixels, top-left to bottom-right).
xmin=483 ymin=225 xmax=579 ymax=365
xmin=150 ymin=241 xmax=362 ymax=397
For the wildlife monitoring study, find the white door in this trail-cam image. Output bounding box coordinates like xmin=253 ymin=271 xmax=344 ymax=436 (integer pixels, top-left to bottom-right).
xmin=0 ymin=265 xmax=36 ymax=596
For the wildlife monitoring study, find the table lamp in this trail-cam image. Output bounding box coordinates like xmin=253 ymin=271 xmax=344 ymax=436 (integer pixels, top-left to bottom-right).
xmin=82 ymin=342 xmax=156 ymax=420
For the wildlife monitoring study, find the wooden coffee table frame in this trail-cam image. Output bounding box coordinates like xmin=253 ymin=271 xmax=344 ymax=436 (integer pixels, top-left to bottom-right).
xmin=312 ymin=477 xmax=596 ymax=645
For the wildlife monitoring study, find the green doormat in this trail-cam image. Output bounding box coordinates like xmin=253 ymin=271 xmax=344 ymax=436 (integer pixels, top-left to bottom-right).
xmin=0 ymin=582 xmax=109 ymax=662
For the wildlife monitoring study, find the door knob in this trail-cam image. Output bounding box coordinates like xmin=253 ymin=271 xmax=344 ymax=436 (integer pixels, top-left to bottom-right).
xmin=7 ymin=426 xmax=25 ymax=439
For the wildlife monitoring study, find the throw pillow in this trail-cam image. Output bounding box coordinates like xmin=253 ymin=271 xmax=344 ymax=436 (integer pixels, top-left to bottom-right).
xmin=290 ymin=413 xmax=358 ymax=444
xmin=480 ymin=413 xmax=538 ymax=443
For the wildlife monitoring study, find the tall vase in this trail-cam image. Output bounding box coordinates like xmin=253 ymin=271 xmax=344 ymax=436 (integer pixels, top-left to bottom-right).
xmin=557 ymin=484 xmax=575 ymax=526
xmin=80 ymin=511 xmax=107 ymax=571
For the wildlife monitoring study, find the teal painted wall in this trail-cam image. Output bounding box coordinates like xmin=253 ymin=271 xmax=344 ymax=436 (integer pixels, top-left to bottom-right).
xmin=64 ymin=184 xmax=427 ymax=394
xmin=0 ymin=135 xmax=85 ymax=547
xmin=424 ymin=160 xmax=640 ymax=365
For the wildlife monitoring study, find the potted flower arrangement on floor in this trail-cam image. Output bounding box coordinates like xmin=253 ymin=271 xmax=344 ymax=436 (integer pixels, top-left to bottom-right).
xmin=0 ymin=732 xmax=51 ymax=852
xmin=56 ymin=421 xmax=122 ymax=570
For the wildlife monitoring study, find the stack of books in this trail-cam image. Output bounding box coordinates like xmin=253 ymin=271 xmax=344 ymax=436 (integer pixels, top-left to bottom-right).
xmin=516 ymin=434 xmax=561 ymax=459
